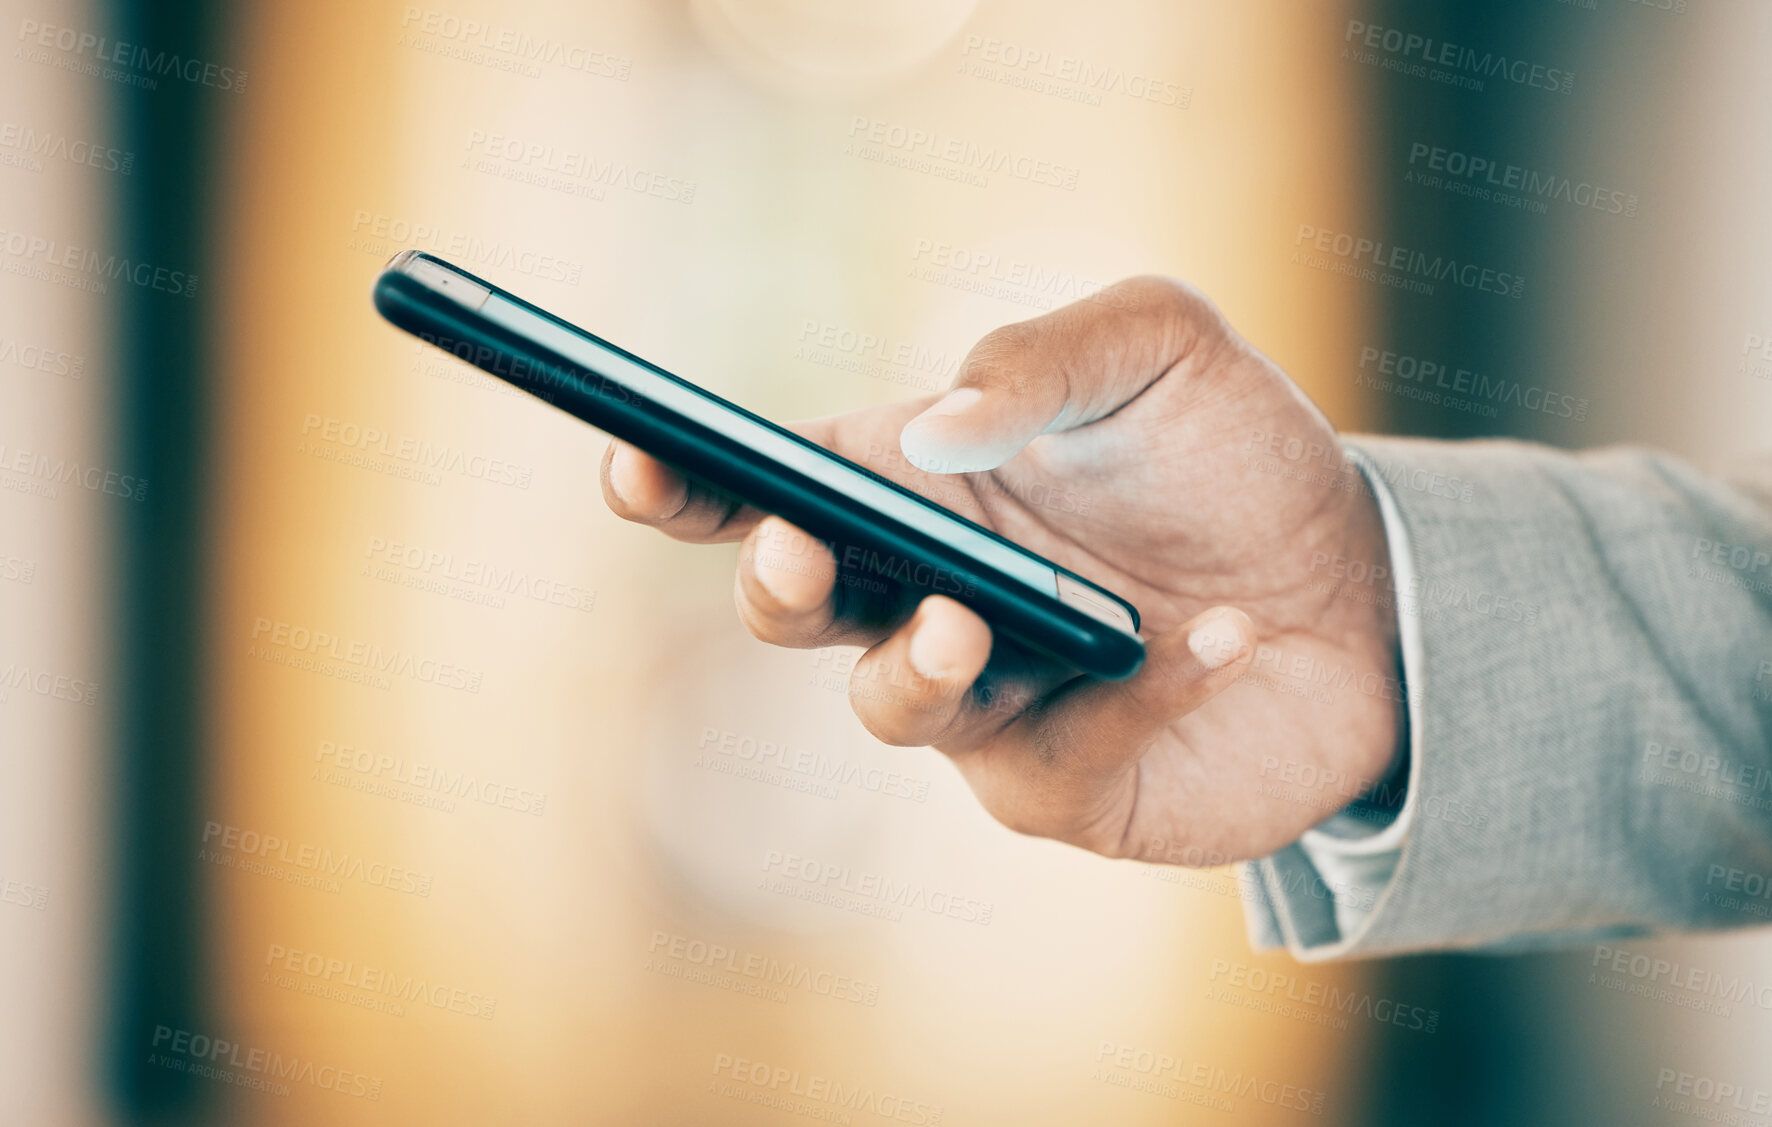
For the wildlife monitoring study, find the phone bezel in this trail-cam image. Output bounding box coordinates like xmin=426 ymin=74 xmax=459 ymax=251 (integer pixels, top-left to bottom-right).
xmin=374 ymin=250 xmax=1147 ymax=679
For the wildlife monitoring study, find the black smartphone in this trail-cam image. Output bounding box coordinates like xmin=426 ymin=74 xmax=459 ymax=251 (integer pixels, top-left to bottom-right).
xmin=373 ymin=250 xmax=1145 ymax=680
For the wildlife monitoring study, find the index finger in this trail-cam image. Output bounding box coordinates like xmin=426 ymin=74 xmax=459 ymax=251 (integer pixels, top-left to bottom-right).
xmin=598 ymin=401 xmax=939 ymax=544
xmin=601 ymin=439 xmax=762 ymax=544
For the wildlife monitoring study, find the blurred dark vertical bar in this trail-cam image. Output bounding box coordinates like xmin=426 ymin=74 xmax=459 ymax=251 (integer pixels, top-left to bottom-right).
xmin=1366 ymin=0 xmax=1580 ymax=445
xmin=1358 ymin=2 xmax=1606 ymax=1125
xmin=106 ymin=0 xmax=221 ymax=1118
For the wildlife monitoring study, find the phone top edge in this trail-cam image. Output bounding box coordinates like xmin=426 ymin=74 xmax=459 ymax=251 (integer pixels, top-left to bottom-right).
xmin=375 ymin=252 xmax=1145 ymax=642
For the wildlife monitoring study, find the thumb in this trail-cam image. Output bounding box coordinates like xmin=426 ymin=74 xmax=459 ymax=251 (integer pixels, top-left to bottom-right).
xmin=975 ymin=605 xmax=1256 ymax=854
xmin=897 ymin=275 xmax=1227 ymax=474
xmin=1053 ymin=605 xmax=1257 ymax=777
xmin=898 ymin=383 xmax=1062 ymax=475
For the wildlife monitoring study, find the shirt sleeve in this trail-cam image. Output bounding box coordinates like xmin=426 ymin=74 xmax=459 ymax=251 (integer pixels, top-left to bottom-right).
xmin=1243 ymin=436 xmax=1772 ymax=958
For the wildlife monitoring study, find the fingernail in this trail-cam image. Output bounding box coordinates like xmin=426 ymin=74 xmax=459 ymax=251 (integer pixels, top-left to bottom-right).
xmin=751 ymin=519 xmax=796 ymax=603
xmin=753 ymin=554 xmax=787 ymax=603
xmin=1188 ymin=609 xmax=1251 ymax=671
xmin=908 ymin=612 xmax=957 ymax=679
xmin=605 ymin=442 xmax=634 ymax=504
xmin=901 ymin=389 xmax=1000 ymax=474
xmin=608 ymin=442 xmax=686 ymax=517
xmin=744 ymin=520 xmax=811 ymax=606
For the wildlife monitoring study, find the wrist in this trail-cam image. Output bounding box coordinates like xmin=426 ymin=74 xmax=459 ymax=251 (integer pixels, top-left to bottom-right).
xmin=1337 ymin=451 xmax=1410 ymax=803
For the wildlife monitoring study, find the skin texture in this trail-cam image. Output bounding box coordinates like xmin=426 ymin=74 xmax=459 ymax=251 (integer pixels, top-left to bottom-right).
xmin=602 ymin=276 xmax=1404 ymax=866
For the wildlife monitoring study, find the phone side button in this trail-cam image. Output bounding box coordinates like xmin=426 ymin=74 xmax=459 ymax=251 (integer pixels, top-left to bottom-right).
xmin=1054 ymin=573 xmax=1137 ymax=632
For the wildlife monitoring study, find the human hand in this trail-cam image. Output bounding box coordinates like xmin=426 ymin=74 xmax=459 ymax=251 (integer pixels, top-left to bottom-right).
xmin=602 ymin=277 xmax=1403 ymax=863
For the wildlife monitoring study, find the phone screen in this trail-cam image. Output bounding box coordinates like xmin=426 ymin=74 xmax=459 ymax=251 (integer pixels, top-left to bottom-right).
xmin=393 ymin=252 xmax=1140 ymax=641
xmin=473 ymin=287 xmax=1065 ymax=595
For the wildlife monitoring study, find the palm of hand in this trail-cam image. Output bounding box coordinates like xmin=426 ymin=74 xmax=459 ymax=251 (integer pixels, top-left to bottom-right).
xmin=802 ymin=339 xmax=1401 ymax=860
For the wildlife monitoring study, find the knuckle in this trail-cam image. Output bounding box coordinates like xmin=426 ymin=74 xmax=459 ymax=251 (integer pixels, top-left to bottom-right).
xmin=1128 ymin=273 xmax=1208 ymax=313
xmin=973 ymin=318 xmax=1042 ymax=358
xmin=1122 ymin=275 xmax=1228 ymax=344
xmin=959 ymin=321 xmax=1045 ymax=394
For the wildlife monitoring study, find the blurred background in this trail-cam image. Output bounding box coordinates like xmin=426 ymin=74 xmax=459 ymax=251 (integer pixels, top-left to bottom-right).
xmin=4 ymin=0 xmax=1770 ymax=1123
